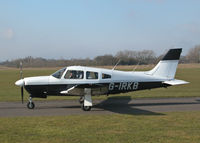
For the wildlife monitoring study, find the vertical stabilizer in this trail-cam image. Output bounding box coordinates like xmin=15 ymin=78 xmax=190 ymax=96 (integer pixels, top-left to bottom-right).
xmin=147 ymin=49 xmax=182 ymax=79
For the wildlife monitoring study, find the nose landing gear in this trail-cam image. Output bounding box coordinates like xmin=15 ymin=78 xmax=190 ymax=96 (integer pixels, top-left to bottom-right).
xmin=27 ymin=96 xmax=35 ymax=109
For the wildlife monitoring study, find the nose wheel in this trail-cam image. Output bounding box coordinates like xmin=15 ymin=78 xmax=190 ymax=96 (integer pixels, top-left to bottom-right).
xmin=27 ymin=97 xmax=35 ymax=109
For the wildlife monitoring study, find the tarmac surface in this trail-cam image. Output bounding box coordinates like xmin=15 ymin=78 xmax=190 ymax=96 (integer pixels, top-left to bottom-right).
xmin=1 ymin=97 xmax=200 ymax=117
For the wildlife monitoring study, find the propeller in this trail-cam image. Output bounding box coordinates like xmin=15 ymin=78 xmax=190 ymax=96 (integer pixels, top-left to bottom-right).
xmin=20 ymin=62 xmax=24 ymax=104
xmin=21 ymin=86 xmax=24 ymax=104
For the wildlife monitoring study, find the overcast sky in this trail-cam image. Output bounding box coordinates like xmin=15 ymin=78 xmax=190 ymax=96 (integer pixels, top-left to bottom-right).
xmin=0 ymin=0 xmax=200 ymax=61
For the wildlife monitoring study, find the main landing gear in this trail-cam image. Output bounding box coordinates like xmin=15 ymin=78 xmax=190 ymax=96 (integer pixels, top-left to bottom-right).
xmin=27 ymin=96 xmax=35 ymax=109
xmin=80 ymin=88 xmax=93 ymax=111
xmin=81 ymin=104 xmax=91 ymax=111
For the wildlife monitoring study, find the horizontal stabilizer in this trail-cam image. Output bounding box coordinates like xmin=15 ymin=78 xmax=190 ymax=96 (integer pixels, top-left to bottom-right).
xmin=163 ymin=79 xmax=189 ymax=86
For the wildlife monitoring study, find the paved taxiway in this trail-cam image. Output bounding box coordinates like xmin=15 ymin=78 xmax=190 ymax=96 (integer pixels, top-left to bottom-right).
xmin=0 ymin=97 xmax=200 ymax=117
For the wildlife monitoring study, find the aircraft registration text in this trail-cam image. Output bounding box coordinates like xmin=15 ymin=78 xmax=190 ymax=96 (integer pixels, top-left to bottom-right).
xmin=109 ymin=82 xmax=139 ymax=91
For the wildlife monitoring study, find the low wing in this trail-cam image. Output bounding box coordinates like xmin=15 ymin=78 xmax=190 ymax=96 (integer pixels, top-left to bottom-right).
xmin=60 ymin=85 xmax=78 ymax=94
xmin=60 ymin=84 xmax=108 ymax=96
xmin=163 ymin=79 xmax=189 ymax=86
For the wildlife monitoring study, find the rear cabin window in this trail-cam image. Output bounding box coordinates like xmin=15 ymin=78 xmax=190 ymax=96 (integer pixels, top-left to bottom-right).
xmin=64 ymin=70 xmax=84 ymax=79
xmin=86 ymin=71 xmax=98 ymax=79
xmin=102 ymin=73 xmax=111 ymax=79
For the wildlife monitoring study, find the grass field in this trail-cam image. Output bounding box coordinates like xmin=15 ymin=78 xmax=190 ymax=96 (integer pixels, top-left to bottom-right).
xmin=0 ymin=64 xmax=200 ymax=143
xmin=0 ymin=64 xmax=199 ymax=101
xmin=0 ymin=111 xmax=200 ymax=143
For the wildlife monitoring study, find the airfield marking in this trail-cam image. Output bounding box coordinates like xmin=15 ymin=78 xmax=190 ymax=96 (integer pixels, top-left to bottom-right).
xmin=0 ymin=97 xmax=200 ymax=117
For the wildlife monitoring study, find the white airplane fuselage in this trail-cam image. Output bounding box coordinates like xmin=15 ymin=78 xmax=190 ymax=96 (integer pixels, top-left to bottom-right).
xmin=15 ymin=49 xmax=189 ymax=110
xmin=16 ymin=66 xmax=170 ymax=98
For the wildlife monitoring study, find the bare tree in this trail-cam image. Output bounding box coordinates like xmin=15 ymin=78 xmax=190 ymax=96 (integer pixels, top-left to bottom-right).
xmin=2 ymin=47 xmax=199 ymax=67
xmin=94 ymin=55 xmax=117 ymax=66
xmin=115 ymin=50 xmax=156 ymax=65
xmin=186 ymin=45 xmax=200 ymax=63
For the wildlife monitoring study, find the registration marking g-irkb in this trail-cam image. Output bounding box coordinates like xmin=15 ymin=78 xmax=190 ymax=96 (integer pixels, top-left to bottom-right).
xmin=109 ymin=82 xmax=139 ymax=91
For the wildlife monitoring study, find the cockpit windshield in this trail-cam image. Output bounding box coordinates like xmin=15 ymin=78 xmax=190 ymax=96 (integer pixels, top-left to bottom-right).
xmin=52 ymin=68 xmax=66 ymax=79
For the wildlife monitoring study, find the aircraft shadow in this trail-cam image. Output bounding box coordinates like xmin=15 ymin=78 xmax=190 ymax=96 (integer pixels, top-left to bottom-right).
xmin=33 ymin=97 xmax=200 ymax=116
xmin=93 ymin=96 xmax=164 ymax=116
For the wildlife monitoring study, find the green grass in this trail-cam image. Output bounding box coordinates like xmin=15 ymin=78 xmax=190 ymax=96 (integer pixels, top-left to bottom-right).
xmin=0 ymin=66 xmax=200 ymax=143
xmin=0 ymin=66 xmax=199 ymax=101
xmin=0 ymin=112 xmax=200 ymax=143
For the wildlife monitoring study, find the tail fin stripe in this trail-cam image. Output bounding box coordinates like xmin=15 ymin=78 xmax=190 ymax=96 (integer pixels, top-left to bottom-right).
xmin=162 ymin=48 xmax=182 ymax=60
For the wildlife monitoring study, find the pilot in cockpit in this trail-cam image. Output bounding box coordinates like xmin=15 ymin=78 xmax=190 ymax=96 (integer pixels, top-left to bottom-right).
xmin=69 ymin=71 xmax=75 ymax=79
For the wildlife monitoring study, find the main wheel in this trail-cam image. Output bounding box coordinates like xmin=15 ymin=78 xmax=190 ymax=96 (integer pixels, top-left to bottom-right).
xmin=27 ymin=102 xmax=35 ymax=109
xmin=81 ymin=103 xmax=91 ymax=111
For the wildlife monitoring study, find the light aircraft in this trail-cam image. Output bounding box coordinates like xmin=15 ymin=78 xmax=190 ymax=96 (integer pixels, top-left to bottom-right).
xmin=15 ymin=48 xmax=188 ymax=111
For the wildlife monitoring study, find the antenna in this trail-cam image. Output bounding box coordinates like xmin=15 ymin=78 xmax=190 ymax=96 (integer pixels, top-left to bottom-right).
xmin=112 ymin=59 xmax=121 ymax=70
xmin=133 ymin=61 xmax=140 ymax=71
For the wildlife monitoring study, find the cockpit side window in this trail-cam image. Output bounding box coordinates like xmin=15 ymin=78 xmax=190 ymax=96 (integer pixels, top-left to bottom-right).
xmin=52 ymin=68 xmax=66 ymax=79
xmin=102 ymin=73 xmax=111 ymax=79
xmin=86 ymin=71 xmax=98 ymax=79
xmin=64 ymin=70 xmax=84 ymax=79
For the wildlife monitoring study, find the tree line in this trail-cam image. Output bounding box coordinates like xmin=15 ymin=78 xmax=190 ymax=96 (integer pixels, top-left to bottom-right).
xmin=1 ymin=45 xmax=200 ymax=68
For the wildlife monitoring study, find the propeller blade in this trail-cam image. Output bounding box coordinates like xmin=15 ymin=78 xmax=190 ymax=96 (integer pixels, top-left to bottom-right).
xmin=21 ymin=87 xmax=24 ymax=104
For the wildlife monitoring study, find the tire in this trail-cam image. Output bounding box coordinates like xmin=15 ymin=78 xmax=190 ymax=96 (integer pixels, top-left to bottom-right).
xmin=81 ymin=103 xmax=91 ymax=111
xmin=27 ymin=102 xmax=35 ymax=109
